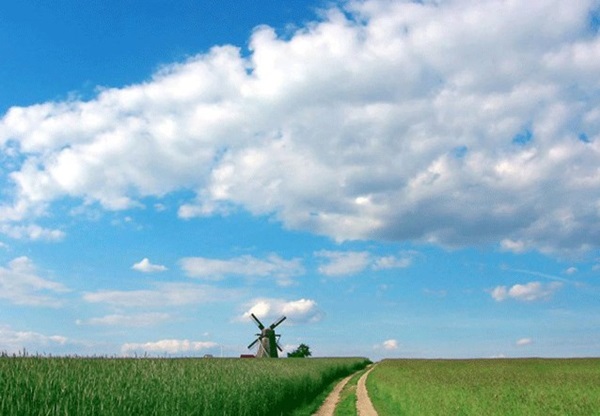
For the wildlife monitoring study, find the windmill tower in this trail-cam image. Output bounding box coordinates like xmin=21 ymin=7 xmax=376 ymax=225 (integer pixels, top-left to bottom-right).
xmin=247 ymin=314 xmax=286 ymax=358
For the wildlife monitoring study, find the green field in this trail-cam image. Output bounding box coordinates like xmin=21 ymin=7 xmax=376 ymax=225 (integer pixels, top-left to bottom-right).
xmin=0 ymin=355 xmax=370 ymax=415
xmin=367 ymin=358 xmax=600 ymax=416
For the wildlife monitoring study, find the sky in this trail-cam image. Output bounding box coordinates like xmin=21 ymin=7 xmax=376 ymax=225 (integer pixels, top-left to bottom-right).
xmin=0 ymin=0 xmax=599 ymax=360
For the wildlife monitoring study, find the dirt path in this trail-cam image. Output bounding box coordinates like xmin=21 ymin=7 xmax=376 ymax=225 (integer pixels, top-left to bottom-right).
xmin=356 ymin=365 xmax=378 ymax=416
xmin=312 ymin=374 xmax=353 ymax=416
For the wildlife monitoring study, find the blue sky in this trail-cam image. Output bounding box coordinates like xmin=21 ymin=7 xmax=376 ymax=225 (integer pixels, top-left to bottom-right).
xmin=1 ymin=0 xmax=599 ymax=360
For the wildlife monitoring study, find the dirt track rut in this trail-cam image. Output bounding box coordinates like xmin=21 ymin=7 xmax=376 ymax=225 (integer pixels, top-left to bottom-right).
xmin=312 ymin=374 xmax=353 ymax=416
xmin=356 ymin=365 xmax=378 ymax=415
xmin=313 ymin=364 xmax=378 ymax=416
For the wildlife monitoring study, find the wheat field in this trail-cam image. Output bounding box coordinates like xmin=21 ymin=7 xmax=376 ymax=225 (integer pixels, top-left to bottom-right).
xmin=0 ymin=355 xmax=370 ymax=415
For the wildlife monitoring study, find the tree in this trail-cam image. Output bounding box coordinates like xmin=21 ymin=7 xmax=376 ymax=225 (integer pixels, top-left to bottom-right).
xmin=287 ymin=343 xmax=311 ymax=358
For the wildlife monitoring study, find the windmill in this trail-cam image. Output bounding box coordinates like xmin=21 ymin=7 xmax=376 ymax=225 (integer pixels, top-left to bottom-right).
xmin=247 ymin=314 xmax=286 ymax=358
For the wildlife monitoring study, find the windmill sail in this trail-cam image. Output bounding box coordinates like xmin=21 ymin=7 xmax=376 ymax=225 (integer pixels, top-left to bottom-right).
xmin=250 ymin=313 xmax=265 ymax=330
xmin=270 ymin=316 xmax=286 ymax=329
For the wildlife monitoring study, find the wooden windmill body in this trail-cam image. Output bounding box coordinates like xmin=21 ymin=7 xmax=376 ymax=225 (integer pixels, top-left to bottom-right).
xmin=247 ymin=314 xmax=286 ymax=358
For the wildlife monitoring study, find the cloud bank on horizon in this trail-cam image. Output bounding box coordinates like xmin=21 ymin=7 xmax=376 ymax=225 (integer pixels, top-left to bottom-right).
xmin=1 ymin=0 xmax=598 ymax=256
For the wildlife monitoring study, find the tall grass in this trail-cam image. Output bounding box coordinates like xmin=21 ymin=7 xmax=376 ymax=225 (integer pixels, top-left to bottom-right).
xmin=0 ymin=355 xmax=370 ymax=415
xmin=367 ymin=358 xmax=600 ymax=416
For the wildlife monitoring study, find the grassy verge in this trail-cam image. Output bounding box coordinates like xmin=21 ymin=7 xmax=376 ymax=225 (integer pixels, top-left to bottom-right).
xmin=367 ymin=358 xmax=600 ymax=416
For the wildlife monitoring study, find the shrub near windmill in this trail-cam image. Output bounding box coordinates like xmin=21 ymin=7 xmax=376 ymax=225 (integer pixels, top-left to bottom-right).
xmin=287 ymin=343 xmax=311 ymax=358
xmin=247 ymin=314 xmax=286 ymax=358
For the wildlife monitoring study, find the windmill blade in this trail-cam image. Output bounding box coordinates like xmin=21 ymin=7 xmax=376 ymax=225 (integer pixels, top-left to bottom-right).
xmin=270 ymin=315 xmax=286 ymax=329
xmin=275 ymin=334 xmax=283 ymax=352
xmin=247 ymin=338 xmax=260 ymax=349
xmin=250 ymin=313 xmax=265 ymax=330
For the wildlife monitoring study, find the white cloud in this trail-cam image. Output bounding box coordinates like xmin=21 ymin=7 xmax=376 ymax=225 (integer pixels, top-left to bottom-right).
xmin=316 ymin=250 xmax=415 ymax=276
xmin=490 ymin=281 xmax=563 ymax=302
xmin=516 ymin=338 xmax=533 ymax=346
xmin=83 ymin=283 xmax=241 ymax=307
xmin=0 ymin=224 xmax=65 ymax=241
xmin=241 ymin=298 xmax=323 ymax=324
xmin=0 ymin=257 xmax=69 ymax=307
xmin=121 ymin=339 xmax=217 ymax=355
xmin=373 ymin=339 xmax=400 ymax=352
xmin=372 ymin=252 xmax=415 ymax=270
xmin=79 ymin=313 xmax=171 ymax=327
xmin=1 ymin=0 xmax=600 ymax=254
xmin=316 ymin=250 xmax=371 ymax=276
xmin=382 ymin=339 xmax=399 ymax=351
xmin=500 ymin=239 xmax=528 ymax=254
xmin=132 ymin=258 xmax=168 ymax=273
xmin=180 ymin=254 xmax=304 ymax=286
xmin=564 ymin=266 xmax=578 ymax=275
xmin=0 ymin=325 xmax=68 ymax=353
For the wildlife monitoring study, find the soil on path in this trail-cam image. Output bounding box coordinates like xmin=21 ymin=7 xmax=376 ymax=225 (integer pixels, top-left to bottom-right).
xmin=312 ymin=374 xmax=353 ymax=416
xmin=313 ymin=364 xmax=379 ymax=416
xmin=356 ymin=366 xmax=378 ymax=416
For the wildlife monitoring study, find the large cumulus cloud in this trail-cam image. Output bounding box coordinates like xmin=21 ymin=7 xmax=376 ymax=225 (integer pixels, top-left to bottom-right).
xmin=1 ymin=0 xmax=600 ymax=254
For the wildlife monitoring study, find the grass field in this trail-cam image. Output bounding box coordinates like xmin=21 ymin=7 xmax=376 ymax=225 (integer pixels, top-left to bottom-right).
xmin=367 ymin=358 xmax=600 ymax=416
xmin=0 ymin=355 xmax=370 ymax=415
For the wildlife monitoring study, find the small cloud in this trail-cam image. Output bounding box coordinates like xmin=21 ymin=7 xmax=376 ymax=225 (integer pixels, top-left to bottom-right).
xmin=240 ymin=298 xmax=323 ymax=324
xmin=0 ymin=256 xmax=69 ymax=307
xmin=500 ymin=239 xmax=528 ymax=254
xmin=489 ymin=281 xmax=562 ymax=302
xmin=315 ymin=250 xmax=418 ymax=277
xmin=178 ymin=202 xmax=221 ymax=219
xmin=0 ymin=224 xmax=65 ymax=241
xmin=382 ymin=339 xmax=399 ymax=350
xmin=315 ymin=250 xmax=371 ymax=276
xmin=132 ymin=258 xmax=167 ymax=273
xmin=374 ymin=339 xmax=399 ymax=351
xmin=372 ymin=252 xmax=415 ymax=270
xmin=180 ymin=254 xmax=304 ymax=286
xmin=516 ymin=338 xmax=533 ymax=347
xmin=121 ymin=339 xmax=217 ymax=355
xmin=564 ymin=267 xmax=577 ymax=275
xmin=490 ymin=286 xmax=509 ymax=301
